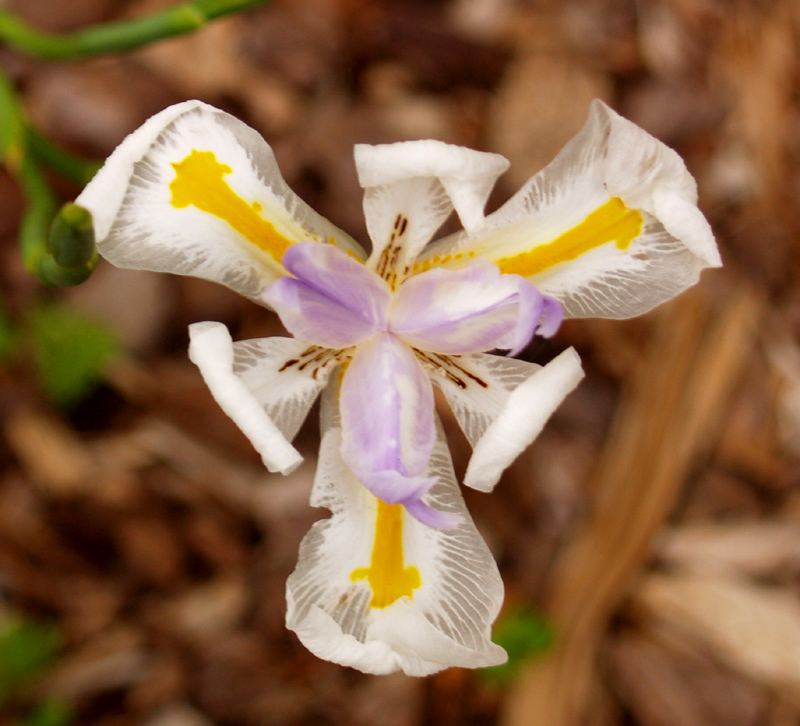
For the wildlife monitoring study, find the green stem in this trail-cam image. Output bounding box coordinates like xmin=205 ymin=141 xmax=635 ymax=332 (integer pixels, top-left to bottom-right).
xmin=16 ymin=153 xmax=59 ymax=276
xmin=17 ymin=159 xmax=98 ymax=285
xmin=0 ymin=66 xmax=97 ymax=286
xmin=0 ymin=63 xmax=25 ymax=169
xmin=25 ymin=127 xmax=101 ymax=187
xmin=0 ymin=0 xmax=271 ymax=60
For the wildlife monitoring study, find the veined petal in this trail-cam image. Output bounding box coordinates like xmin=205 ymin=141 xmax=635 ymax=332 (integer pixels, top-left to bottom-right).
xmin=286 ymin=383 xmax=506 ymax=676
xmin=354 ymin=141 xmax=509 ymax=283
xmin=231 ymin=336 xmax=334 ymax=442
xmin=340 ymin=333 xmax=437 ymax=508
xmin=188 ymin=322 xmax=304 ymax=474
xmin=428 ymin=349 xmax=584 ymax=492
xmin=263 ymin=243 xmax=390 ymax=348
xmin=420 ymin=99 xmax=720 ymax=319
xmin=76 ymin=102 xmax=365 ymax=304
xmin=390 ymin=261 xmax=543 ymax=355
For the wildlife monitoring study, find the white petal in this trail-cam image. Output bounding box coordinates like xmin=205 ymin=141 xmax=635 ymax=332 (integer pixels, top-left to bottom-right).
xmin=421 ymin=100 xmax=720 ymax=319
xmin=286 ymin=381 xmax=507 ymax=676
xmin=232 ymin=336 xmax=332 ymax=442
xmin=354 ymin=141 xmax=509 ymax=280
xmin=430 ymin=349 xmax=584 ymax=492
xmin=77 ymin=101 xmax=364 ymax=304
xmin=187 ymin=322 xmax=304 ymax=474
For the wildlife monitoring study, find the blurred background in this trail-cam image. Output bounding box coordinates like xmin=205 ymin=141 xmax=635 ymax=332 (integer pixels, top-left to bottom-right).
xmin=0 ymin=0 xmax=798 ymax=724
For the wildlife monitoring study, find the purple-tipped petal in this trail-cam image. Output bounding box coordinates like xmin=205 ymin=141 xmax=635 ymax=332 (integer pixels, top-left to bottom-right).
xmin=265 ymin=277 xmax=380 ymax=347
xmin=281 ymin=243 xmax=391 ymax=326
xmin=506 ymin=278 xmax=542 ymax=357
xmin=536 ymin=296 xmax=564 ymax=338
xmin=403 ymin=498 xmax=462 ymax=530
xmin=264 ymin=243 xmax=391 ymax=348
xmin=390 ymin=261 xmax=541 ymax=355
xmin=357 ymin=470 xmax=436 ymax=506
xmin=340 ymin=333 xmax=436 ymax=495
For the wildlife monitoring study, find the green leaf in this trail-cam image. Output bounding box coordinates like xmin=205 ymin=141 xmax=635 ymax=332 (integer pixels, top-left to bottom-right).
xmin=28 ymin=304 xmax=118 ymax=407
xmin=17 ymin=699 xmax=72 ymax=726
xmin=0 ymin=302 xmax=17 ymax=362
xmin=0 ymin=618 xmax=62 ymax=706
xmin=480 ymin=605 xmax=554 ymax=685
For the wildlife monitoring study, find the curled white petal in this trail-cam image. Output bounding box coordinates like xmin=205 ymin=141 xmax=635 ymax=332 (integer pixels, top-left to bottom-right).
xmin=231 ymin=336 xmax=331 ymax=442
xmin=355 ymin=140 xmax=510 ymax=274
xmin=354 ymin=140 xmax=509 ymax=190
xmin=77 ymin=101 xmax=363 ymax=303
xmin=423 ymin=99 xmax=720 ymax=319
xmin=77 ymin=101 xmax=204 ymax=242
xmin=603 ymin=103 xmax=720 ymax=268
xmin=286 ymin=381 xmax=507 ymax=676
xmin=463 ymin=348 xmax=583 ymax=490
xmin=188 ymin=322 xmax=303 ymax=474
xmin=429 ymin=349 xmax=583 ymax=492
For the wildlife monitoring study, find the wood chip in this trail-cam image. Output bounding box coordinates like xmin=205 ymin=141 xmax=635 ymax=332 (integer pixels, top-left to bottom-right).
xmin=634 ymin=571 xmax=800 ymax=702
xmin=5 ymin=408 xmax=99 ymax=496
xmin=44 ymin=626 xmax=149 ymax=700
xmin=146 ymin=576 xmax=249 ymax=645
xmin=143 ymin=704 xmax=217 ymax=726
xmin=655 ymin=522 xmax=800 ymax=578
xmin=606 ymin=630 xmax=766 ymax=726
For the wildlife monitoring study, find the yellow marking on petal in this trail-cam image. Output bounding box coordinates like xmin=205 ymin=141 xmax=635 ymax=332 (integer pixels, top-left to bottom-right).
xmin=495 ymin=197 xmax=643 ymax=277
xmin=351 ymin=500 xmax=421 ymax=609
xmin=170 ymin=150 xmax=292 ymax=263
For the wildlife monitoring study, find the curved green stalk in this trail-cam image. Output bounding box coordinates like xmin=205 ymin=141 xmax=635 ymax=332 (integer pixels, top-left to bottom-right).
xmin=0 ymin=0 xmax=270 ymax=60
xmin=25 ymin=127 xmax=101 ymax=186
xmin=0 ymin=66 xmax=97 ymax=285
xmin=17 ymin=157 xmax=98 ymax=286
xmin=0 ymin=63 xmax=25 ymax=169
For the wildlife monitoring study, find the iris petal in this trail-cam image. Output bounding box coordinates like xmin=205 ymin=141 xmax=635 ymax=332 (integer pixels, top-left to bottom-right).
xmin=354 ymin=140 xmax=509 ymax=278
xmin=340 ymin=333 xmax=437 ymax=506
xmin=76 ymin=102 xmax=364 ymax=304
xmin=431 ymin=349 xmax=584 ymax=492
xmin=188 ymin=322 xmax=304 ymax=474
xmin=264 ymin=243 xmax=391 ymax=348
xmin=285 ymin=383 xmax=506 ymax=675
xmin=418 ymin=100 xmax=719 ymax=319
xmin=390 ymin=261 xmax=542 ymax=355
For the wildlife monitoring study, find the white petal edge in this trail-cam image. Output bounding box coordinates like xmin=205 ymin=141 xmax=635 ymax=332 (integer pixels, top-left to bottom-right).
xmin=355 ymin=140 xmax=510 ymax=235
xmin=77 ymin=101 xmax=364 ymax=303
xmin=232 ymin=336 xmax=331 ymax=442
xmin=286 ymin=379 xmax=507 ymax=675
xmin=188 ymin=321 xmax=303 ymax=474
xmin=424 ymin=100 xmax=720 ymax=319
xmin=463 ymin=348 xmax=584 ymax=491
xmin=77 ymin=100 xmax=204 ymax=242
xmin=603 ymin=103 xmax=720 ymax=268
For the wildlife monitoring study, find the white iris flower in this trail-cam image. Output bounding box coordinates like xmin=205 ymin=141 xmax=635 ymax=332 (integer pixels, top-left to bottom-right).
xmin=76 ymin=100 xmax=720 ymax=676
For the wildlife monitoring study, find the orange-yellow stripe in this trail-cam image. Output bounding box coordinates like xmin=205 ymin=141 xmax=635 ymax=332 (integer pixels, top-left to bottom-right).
xmin=495 ymin=197 xmax=643 ymax=277
xmin=351 ymin=500 xmax=421 ymax=609
xmin=170 ymin=149 xmax=292 ymax=263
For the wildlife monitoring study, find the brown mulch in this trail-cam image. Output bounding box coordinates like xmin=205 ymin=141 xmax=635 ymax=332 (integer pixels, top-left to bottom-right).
xmin=2 ymin=0 xmax=800 ymax=724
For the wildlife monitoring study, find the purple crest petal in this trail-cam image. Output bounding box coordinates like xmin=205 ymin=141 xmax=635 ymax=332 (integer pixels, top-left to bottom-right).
xmin=389 ymin=261 xmax=542 ymax=355
xmin=263 ymin=242 xmax=390 ymax=348
xmin=357 ymin=470 xmax=437 ymax=506
xmin=536 ymin=296 xmax=564 ymax=338
xmin=340 ymin=332 xmax=437 ymax=498
xmin=403 ymin=498 xmax=462 ymax=529
xmin=506 ymin=277 xmax=543 ymax=357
